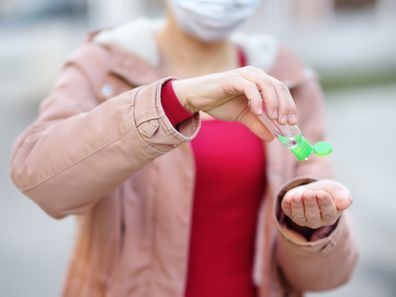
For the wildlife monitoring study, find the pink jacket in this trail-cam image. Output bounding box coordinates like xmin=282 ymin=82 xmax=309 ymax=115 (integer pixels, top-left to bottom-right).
xmin=10 ymin=20 xmax=357 ymax=297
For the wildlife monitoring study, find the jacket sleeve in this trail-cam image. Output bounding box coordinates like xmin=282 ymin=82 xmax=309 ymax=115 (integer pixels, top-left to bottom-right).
xmin=10 ymin=52 xmax=200 ymax=219
xmin=273 ymin=76 xmax=358 ymax=292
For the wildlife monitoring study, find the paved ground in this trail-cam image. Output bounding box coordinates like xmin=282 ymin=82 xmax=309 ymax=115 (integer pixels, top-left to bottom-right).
xmin=1 ymin=83 xmax=396 ymax=297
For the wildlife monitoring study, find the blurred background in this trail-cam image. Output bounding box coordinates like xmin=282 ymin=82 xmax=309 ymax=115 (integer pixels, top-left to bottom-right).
xmin=1 ymin=0 xmax=395 ymax=296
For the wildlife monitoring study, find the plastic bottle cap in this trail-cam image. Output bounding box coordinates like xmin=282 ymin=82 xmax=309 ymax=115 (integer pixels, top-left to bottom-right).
xmin=313 ymin=141 xmax=333 ymax=157
xmin=291 ymin=135 xmax=314 ymax=161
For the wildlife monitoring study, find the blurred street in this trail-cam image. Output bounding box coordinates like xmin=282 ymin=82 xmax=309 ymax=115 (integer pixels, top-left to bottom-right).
xmin=1 ymin=0 xmax=396 ymax=296
xmin=310 ymin=85 xmax=396 ymax=297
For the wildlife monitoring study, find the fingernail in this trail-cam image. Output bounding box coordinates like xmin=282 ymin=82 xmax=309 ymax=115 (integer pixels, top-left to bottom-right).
xmin=289 ymin=114 xmax=297 ymax=124
xmin=271 ymin=110 xmax=278 ymax=119
xmin=338 ymin=192 xmax=352 ymax=208
xmin=279 ymin=115 xmax=286 ymax=124
xmin=344 ymin=195 xmax=353 ymax=207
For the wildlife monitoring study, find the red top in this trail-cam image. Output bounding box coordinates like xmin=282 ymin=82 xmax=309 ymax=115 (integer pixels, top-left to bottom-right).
xmin=161 ymin=47 xmax=265 ymax=297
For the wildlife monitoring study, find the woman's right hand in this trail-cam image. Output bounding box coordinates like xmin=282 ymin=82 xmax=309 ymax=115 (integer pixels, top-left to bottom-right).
xmin=172 ymin=66 xmax=297 ymax=141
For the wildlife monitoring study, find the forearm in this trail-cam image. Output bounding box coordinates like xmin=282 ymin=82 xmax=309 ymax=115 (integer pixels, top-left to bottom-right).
xmin=11 ymin=79 xmax=199 ymax=218
xmin=275 ymin=215 xmax=358 ymax=292
xmin=273 ymin=177 xmax=357 ymax=292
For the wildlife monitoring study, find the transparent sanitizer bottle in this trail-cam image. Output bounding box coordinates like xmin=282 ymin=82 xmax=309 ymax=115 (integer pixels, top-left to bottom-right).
xmin=257 ymin=114 xmax=333 ymax=161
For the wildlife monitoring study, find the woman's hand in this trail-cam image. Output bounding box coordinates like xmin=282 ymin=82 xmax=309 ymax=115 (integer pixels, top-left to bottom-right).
xmin=172 ymin=66 xmax=297 ymax=141
xmin=281 ymin=180 xmax=353 ymax=230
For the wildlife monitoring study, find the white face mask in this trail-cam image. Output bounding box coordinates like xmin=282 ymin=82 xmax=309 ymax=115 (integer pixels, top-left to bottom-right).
xmin=170 ymin=0 xmax=259 ymax=42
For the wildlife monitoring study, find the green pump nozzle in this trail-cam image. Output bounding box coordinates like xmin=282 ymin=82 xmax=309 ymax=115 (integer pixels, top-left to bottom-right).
xmin=284 ymin=134 xmax=333 ymax=161
xmin=258 ymin=114 xmax=333 ymax=161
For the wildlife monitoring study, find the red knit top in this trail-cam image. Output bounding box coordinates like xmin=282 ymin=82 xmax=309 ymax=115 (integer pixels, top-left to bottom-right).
xmin=161 ymin=48 xmax=265 ymax=297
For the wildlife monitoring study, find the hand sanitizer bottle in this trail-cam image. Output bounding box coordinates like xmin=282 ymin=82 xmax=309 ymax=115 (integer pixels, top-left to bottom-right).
xmin=257 ymin=114 xmax=333 ymax=161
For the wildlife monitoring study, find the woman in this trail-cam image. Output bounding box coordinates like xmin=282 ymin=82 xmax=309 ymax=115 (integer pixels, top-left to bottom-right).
xmin=10 ymin=0 xmax=358 ymax=296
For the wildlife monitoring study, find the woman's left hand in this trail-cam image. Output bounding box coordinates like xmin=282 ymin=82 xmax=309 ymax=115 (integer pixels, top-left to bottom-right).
xmin=281 ymin=180 xmax=353 ymax=229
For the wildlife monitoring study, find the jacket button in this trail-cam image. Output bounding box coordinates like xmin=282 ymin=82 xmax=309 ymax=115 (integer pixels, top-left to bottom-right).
xmin=101 ymin=85 xmax=113 ymax=97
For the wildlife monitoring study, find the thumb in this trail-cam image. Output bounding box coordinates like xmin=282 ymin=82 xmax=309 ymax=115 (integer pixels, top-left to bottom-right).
xmin=320 ymin=180 xmax=352 ymax=211
xmin=334 ymin=190 xmax=353 ymax=210
xmin=239 ymin=111 xmax=274 ymax=141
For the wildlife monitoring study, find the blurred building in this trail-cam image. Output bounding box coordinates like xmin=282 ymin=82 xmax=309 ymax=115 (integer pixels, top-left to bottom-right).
xmin=84 ymin=0 xmax=396 ymax=27
xmin=84 ymin=0 xmax=396 ymax=81
xmin=3 ymin=0 xmax=394 ymax=26
xmin=0 ymin=0 xmax=395 ymax=103
xmin=86 ymin=0 xmax=163 ymax=26
xmin=0 ymin=0 xmax=86 ymax=21
xmin=1 ymin=2 xmax=396 ymax=297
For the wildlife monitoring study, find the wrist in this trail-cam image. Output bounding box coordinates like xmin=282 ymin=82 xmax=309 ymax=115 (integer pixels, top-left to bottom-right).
xmin=172 ymin=79 xmax=199 ymax=113
xmin=284 ymin=215 xmax=337 ymax=241
xmin=161 ymin=79 xmax=194 ymax=127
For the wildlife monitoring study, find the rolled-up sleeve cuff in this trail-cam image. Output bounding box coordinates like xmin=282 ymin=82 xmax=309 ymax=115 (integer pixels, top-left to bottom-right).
xmin=276 ymin=214 xmax=349 ymax=255
xmin=161 ymin=79 xmax=194 ymax=127
xmin=273 ymin=176 xmax=346 ymax=254
xmin=132 ymin=78 xmax=200 ymax=153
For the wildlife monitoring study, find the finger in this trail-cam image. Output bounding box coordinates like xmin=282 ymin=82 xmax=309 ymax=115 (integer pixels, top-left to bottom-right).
xmin=318 ymin=180 xmax=352 ymax=211
xmin=316 ymin=190 xmax=338 ymax=225
xmin=334 ymin=190 xmax=353 ymax=211
xmin=283 ymin=186 xmax=305 ymax=204
xmin=282 ymin=190 xmax=295 ymax=205
xmin=270 ymin=78 xmax=297 ymax=125
xmin=237 ymin=110 xmax=274 ymax=141
xmin=281 ymin=197 xmax=292 ymax=218
xmin=238 ymin=67 xmax=279 ymax=120
xmin=230 ymin=77 xmax=263 ymax=115
xmin=291 ymin=192 xmax=307 ymax=226
xmin=302 ymin=190 xmax=322 ymax=229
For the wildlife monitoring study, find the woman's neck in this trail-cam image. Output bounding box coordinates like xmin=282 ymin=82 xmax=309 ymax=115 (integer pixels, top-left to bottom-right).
xmin=155 ymin=17 xmax=238 ymax=77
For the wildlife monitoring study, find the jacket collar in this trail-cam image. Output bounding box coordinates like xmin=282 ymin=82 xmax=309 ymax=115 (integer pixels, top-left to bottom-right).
xmin=91 ymin=18 xmax=309 ymax=89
